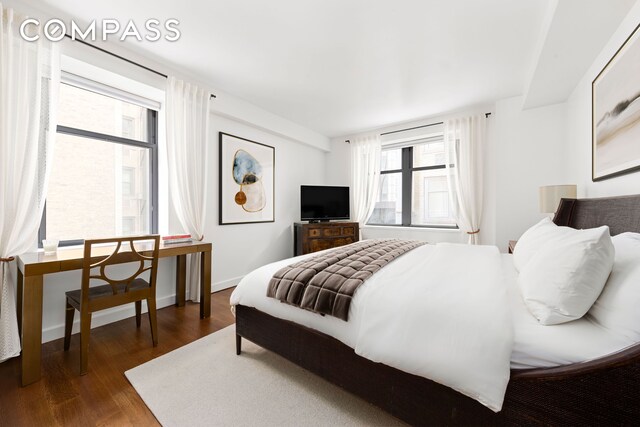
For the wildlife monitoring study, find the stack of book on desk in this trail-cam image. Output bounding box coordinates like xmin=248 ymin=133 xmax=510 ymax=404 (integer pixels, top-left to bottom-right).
xmin=162 ymin=234 xmax=193 ymax=245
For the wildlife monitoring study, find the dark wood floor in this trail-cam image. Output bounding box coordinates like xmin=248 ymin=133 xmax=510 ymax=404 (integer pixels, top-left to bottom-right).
xmin=0 ymin=288 xmax=235 ymax=427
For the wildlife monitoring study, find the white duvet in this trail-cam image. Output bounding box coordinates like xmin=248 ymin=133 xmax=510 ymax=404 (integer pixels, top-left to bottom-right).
xmin=231 ymin=242 xmax=513 ymax=412
xmin=354 ymin=243 xmax=512 ymax=411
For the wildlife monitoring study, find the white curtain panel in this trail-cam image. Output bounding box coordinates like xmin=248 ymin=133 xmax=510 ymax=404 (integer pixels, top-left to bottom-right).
xmin=444 ymin=116 xmax=485 ymax=245
xmin=165 ymin=76 xmax=210 ymax=302
xmin=0 ymin=6 xmax=60 ymax=362
xmin=350 ymin=134 xmax=381 ymax=234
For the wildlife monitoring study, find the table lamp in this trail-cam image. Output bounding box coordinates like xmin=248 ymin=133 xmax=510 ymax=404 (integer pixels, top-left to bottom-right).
xmin=539 ymin=185 xmax=577 ymax=214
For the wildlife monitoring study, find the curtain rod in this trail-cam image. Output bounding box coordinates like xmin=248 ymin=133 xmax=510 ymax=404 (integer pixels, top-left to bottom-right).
xmin=380 ymin=121 xmax=443 ymax=137
xmin=64 ymin=35 xmax=217 ymax=98
xmin=345 ymin=112 xmax=492 ymax=143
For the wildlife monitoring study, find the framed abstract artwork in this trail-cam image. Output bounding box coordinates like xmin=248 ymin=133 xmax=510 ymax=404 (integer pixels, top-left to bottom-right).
xmin=592 ymin=23 xmax=640 ymax=181
xmin=219 ymin=132 xmax=275 ymax=225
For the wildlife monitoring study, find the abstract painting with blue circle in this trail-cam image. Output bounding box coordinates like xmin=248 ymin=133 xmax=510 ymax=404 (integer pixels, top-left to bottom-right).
xmin=219 ymin=132 xmax=275 ymax=225
xmin=232 ymin=149 xmax=266 ymax=212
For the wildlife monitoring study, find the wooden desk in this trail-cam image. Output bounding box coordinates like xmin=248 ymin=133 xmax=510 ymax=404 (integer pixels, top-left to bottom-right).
xmin=16 ymin=240 xmax=212 ymax=386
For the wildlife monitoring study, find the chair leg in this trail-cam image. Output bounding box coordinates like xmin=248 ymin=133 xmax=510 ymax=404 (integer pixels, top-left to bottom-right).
xmin=147 ymin=297 xmax=158 ymax=347
xmin=236 ymin=334 xmax=242 ymax=355
xmin=80 ymin=311 xmax=92 ymax=375
xmin=64 ymin=300 xmax=75 ymax=351
xmin=135 ymin=300 xmax=142 ymax=328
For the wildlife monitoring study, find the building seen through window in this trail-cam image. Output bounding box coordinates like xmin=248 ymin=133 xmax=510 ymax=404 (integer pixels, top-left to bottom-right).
xmin=42 ymin=81 xmax=158 ymax=245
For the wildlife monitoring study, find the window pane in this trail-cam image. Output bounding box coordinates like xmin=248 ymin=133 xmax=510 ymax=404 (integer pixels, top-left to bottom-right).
xmin=380 ymin=148 xmax=402 ymax=170
xmin=46 ymin=133 xmax=151 ymax=240
xmin=122 ymin=167 xmax=134 ymax=195
xmin=57 ymin=83 xmax=150 ymax=142
xmin=411 ymin=170 xmax=456 ymax=226
xmin=368 ymin=172 xmax=402 ymax=224
xmin=413 ymin=140 xmax=446 ymax=168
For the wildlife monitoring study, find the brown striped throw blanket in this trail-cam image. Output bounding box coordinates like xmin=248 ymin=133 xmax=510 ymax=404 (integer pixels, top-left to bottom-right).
xmin=267 ymin=239 xmax=426 ymax=321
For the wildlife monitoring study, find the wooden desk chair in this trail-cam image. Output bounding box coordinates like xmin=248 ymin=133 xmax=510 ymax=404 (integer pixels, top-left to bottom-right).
xmin=63 ymin=235 xmax=160 ymax=375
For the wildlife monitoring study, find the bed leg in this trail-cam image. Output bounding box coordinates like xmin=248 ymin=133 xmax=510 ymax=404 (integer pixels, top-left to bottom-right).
xmin=236 ymin=334 xmax=242 ymax=355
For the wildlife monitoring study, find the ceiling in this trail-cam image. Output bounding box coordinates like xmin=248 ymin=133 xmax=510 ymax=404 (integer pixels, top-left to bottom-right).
xmin=523 ymin=0 xmax=637 ymax=109
xmin=18 ymin=0 xmax=638 ymax=137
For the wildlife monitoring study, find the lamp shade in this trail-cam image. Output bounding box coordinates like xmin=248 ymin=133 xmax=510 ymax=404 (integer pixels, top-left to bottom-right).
xmin=539 ymin=185 xmax=577 ymax=213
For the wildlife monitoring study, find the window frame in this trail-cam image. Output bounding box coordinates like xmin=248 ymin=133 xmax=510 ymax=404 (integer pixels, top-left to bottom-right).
xmin=367 ymin=143 xmax=458 ymax=229
xmin=38 ymin=83 xmax=159 ymax=248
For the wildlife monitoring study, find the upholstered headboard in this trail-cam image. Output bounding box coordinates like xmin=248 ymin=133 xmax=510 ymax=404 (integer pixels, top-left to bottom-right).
xmin=553 ymin=194 xmax=640 ymax=235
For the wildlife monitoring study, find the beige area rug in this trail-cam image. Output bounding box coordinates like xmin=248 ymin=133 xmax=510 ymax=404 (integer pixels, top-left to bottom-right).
xmin=125 ymin=325 xmax=405 ymax=426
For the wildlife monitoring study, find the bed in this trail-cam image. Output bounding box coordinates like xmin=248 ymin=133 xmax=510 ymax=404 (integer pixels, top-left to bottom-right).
xmin=232 ymin=194 xmax=640 ymax=425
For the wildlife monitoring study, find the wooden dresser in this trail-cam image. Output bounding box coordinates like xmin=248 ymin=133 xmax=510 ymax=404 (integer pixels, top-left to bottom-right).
xmin=294 ymin=221 xmax=359 ymax=255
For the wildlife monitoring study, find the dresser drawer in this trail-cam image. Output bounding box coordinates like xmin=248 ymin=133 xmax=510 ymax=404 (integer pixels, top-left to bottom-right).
xmin=310 ymin=239 xmax=334 ymax=252
xmin=341 ymin=226 xmax=356 ymax=236
xmin=309 ymin=237 xmax=355 ymax=253
xmin=322 ymin=227 xmax=343 ymax=237
xmin=307 ymin=228 xmax=321 ymax=237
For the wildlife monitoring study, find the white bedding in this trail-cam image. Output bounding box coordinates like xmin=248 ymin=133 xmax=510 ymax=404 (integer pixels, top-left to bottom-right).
xmin=505 ymin=253 xmax=635 ymax=369
xmin=230 ymin=241 xmax=637 ymax=411
xmin=353 ymin=243 xmax=512 ymax=411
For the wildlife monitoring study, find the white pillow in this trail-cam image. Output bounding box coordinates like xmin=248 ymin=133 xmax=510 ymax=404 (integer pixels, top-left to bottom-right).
xmin=588 ymin=232 xmax=640 ymax=340
xmin=518 ymin=225 xmax=614 ymax=325
xmin=513 ymin=217 xmax=574 ymax=272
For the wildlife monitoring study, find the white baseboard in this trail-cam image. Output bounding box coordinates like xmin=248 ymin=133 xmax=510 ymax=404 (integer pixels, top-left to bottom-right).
xmin=41 ymin=276 xmax=243 ymax=343
xmin=212 ymin=275 xmax=242 ymax=292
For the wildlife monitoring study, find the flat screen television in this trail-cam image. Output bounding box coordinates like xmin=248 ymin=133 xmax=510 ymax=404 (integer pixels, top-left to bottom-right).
xmin=301 ymin=185 xmax=350 ymax=222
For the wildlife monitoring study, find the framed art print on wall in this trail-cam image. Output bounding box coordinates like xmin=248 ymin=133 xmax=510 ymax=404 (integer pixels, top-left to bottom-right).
xmin=219 ymin=132 xmax=275 ymax=224
xmin=592 ymin=23 xmax=640 ymax=181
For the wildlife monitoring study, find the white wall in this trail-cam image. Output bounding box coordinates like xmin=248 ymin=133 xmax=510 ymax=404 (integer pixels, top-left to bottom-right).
xmin=493 ymin=97 xmax=570 ymax=252
xmin=325 ymin=137 xmax=351 ymax=186
xmin=188 ymin=115 xmax=326 ymax=295
xmin=566 ymin=1 xmax=640 ymax=197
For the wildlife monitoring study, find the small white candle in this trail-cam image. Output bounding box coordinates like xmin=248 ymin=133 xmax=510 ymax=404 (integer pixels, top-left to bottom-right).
xmin=42 ymin=239 xmax=59 ymax=255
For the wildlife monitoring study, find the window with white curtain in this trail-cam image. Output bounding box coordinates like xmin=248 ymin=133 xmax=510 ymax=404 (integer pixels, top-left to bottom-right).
xmin=39 ymin=75 xmax=159 ymax=246
xmin=368 ymin=135 xmax=457 ymax=228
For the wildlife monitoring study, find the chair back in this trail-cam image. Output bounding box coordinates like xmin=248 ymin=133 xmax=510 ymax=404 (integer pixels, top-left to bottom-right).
xmin=81 ymin=235 xmax=160 ymax=305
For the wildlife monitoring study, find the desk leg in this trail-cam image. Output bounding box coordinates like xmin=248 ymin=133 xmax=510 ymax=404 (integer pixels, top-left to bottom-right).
xmin=175 ymin=254 xmax=187 ymax=307
xmin=17 ymin=269 xmax=23 ymax=337
xmin=21 ymin=274 xmax=43 ymax=386
xmin=200 ymin=250 xmax=211 ymax=319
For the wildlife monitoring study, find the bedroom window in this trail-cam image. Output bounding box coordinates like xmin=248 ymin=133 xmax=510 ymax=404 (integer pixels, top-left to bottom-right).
xmin=39 ymin=76 xmax=159 ymax=246
xmin=368 ymin=138 xmax=457 ymax=228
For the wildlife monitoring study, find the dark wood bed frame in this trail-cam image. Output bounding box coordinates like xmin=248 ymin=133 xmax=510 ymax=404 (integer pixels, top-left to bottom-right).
xmin=235 ymin=195 xmax=640 ymax=425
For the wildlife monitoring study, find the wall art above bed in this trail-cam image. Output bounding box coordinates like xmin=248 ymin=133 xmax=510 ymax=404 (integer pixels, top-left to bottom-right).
xmin=592 ymin=23 xmax=640 ymax=181
xmin=219 ymin=132 xmax=275 ymax=224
